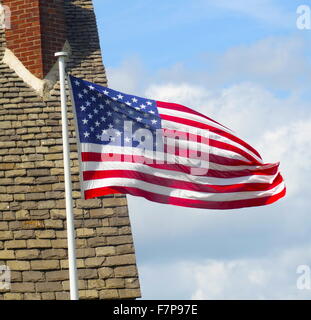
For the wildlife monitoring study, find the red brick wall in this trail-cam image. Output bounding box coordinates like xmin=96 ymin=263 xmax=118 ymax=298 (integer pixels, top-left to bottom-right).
xmin=3 ymin=0 xmax=67 ymax=79
xmin=39 ymin=0 xmax=67 ymax=77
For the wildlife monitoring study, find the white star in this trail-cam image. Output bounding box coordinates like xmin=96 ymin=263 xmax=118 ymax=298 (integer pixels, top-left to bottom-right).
xmin=125 ymin=137 xmax=131 ymax=143
xmin=80 ymin=106 xmax=86 ymax=111
xmin=112 ymin=97 xmax=117 ymax=101
xmin=125 ymin=101 xmax=132 ymax=106
xmin=86 ymin=101 xmax=91 ymax=106
xmin=94 ymin=109 xmax=98 ymax=114
xmin=82 ymin=119 xmax=88 ymax=124
xmin=135 ymin=107 xmax=140 ymax=111
xmin=146 ymin=101 xmax=152 ymax=105
xmin=105 ymin=99 xmax=111 ymax=105
xmin=128 ymin=110 xmax=134 ymax=115
xmin=115 ymin=131 xmax=122 ymax=136
xmin=108 ymin=124 xmax=113 ymax=129
xmin=101 ymin=116 xmax=106 ymax=122
xmin=113 ymin=107 xmax=119 ymax=112
xmin=102 ymin=129 xmax=107 ymax=134
xmin=90 ymin=127 xmax=94 ymax=132
xmin=95 ymin=121 xmax=100 ymax=127
xmin=140 ymin=104 xmax=146 ymax=109
xmin=136 ymin=117 xmax=142 ymax=122
xmin=99 ymin=104 xmax=104 ymax=109
xmin=89 ymin=85 xmax=95 ymax=90
xmin=84 ymin=132 xmax=90 ymax=138
xmin=88 ymin=114 xmax=93 ymax=119
xmin=97 ymin=93 xmax=103 ymax=98
xmin=83 ymin=89 xmax=88 ymax=94
xmin=115 ymin=119 xmax=120 ymax=124
xmin=110 ymin=136 xmax=116 ymax=142
xmin=132 ymin=97 xmax=138 ymax=103
xmin=91 ymin=96 xmax=96 ymax=102
xmin=74 ymin=80 xmax=80 ymax=86
xmin=96 ymin=134 xmax=101 ymax=140
xmin=78 ymin=93 xmax=83 ymax=99
xmin=103 ymin=90 xmax=109 ymax=95
xmin=149 ymin=110 xmax=155 ymax=114
xmin=117 ymin=94 xmax=123 ymax=100
xmin=151 ymin=119 xmax=158 ymax=124
xmin=107 ymin=111 xmax=112 ymax=116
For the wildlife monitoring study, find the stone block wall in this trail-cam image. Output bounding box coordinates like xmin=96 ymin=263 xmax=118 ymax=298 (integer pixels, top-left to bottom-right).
xmin=0 ymin=0 xmax=141 ymax=300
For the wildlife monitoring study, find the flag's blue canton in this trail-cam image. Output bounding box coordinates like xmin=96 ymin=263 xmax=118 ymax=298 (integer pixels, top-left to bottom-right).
xmin=70 ymin=76 xmax=162 ymax=151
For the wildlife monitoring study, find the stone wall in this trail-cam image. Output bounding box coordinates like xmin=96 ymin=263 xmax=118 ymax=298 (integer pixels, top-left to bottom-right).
xmin=0 ymin=0 xmax=141 ymax=300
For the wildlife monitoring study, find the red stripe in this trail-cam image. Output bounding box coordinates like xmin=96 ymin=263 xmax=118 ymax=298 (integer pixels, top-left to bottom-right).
xmin=81 ymin=152 xmax=279 ymax=178
xmin=84 ymin=185 xmax=286 ymax=210
xmin=160 ymin=113 xmax=262 ymax=161
xmin=83 ymin=169 xmax=284 ymax=193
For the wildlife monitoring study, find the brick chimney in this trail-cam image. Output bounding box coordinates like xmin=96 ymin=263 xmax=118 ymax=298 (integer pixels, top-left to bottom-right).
xmin=2 ymin=0 xmax=67 ymax=79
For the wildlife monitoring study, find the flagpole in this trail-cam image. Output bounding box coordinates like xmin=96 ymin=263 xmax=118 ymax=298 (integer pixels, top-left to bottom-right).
xmin=55 ymin=52 xmax=79 ymax=300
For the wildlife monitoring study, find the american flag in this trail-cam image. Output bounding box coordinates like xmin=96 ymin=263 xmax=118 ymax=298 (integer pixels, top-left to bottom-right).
xmin=69 ymin=75 xmax=286 ymax=210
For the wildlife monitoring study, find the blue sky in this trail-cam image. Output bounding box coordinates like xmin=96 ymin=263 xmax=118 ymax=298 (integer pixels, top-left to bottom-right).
xmin=93 ymin=0 xmax=311 ymax=299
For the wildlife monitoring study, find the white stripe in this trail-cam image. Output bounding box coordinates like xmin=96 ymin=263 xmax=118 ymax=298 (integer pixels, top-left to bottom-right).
xmin=82 ymin=161 xmax=280 ymax=186
xmin=83 ymin=177 xmax=285 ymax=202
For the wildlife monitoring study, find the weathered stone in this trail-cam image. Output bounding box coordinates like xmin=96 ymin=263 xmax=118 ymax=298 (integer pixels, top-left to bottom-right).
xmin=90 ymin=207 xmax=115 ymax=218
xmin=22 ymin=271 xmax=45 ymax=282
xmin=114 ymin=266 xmax=138 ymax=278
xmin=87 ymin=279 xmax=106 ymax=290
xmin=76 ymin=199 xmax=102 ymax=209
xmin=98 ymin=267 xmax=114 ymax=279
xmin=5 ymin=240 xmax=27 ymax=249
xmin=76 ymin=228 xmax=95 ymax=238
xmin=14 ymin=230 xmax=35 ymax=239
xmin=85 ymin=257 xmax=106 ymax=268
xmin=95 ymin=246 xmax=116 ymax=257
xmin=0 ymin=231 xmax=13 ymax=240
xmin=7 ymin=261 xmax=31 ymax=271
xmin=27 ymin=239 xmax=51 ymax=249
xmin=24 ymin=293 xmax=42 ymax=300
xmin=79 ymin=290 xmax=99 ymax=300
xmin=103 ymin=254 xmax=136 ymax=267
xmin=99 ymin=289 xmax=119 ymax=299
xmin=0 ymin=250 xmax=15 ymax=260
xmin=36 ymin=282 xmax=63 ymax=292
xmin=15 ymin=250 xmax=40 ymax=260
xmin=41 ymin=249 xmax=67 ymax=259
xmin=106 ymin=235 xmax=133 ymax=245
xmin=106 ymin=278 xmax=125 ymax=289
xmin=118 ymin=289 xmax=141 ymax=299
xmin=96 ymin=227 xmax=118 ymax=236
xmin=31 ymin=260 xmax=60 ymax=271
xmin=35 ymin=230 xmax=55 ymax=239
xmin=46 ymin=270 xmax=69 ymax=281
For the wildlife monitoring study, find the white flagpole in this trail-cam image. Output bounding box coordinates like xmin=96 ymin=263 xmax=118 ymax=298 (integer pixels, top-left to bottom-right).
xmin=55 ymin=52 xmax=79 ymax=300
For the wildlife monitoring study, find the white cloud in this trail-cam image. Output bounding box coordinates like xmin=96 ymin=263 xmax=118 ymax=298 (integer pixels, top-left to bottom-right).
xmin=139 ymin=244 xmax=311 ymax=299
xmin=204 ymin=0 xmax=293 ymax=28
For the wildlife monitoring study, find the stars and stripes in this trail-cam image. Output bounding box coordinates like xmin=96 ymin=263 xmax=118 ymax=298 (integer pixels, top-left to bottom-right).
xmin=69 ymin=75 xmax=286 ymax=210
